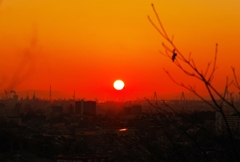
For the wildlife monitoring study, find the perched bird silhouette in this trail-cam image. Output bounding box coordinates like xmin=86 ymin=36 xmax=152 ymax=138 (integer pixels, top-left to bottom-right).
xmin=172 ymin=49 xmax=177 ymax=62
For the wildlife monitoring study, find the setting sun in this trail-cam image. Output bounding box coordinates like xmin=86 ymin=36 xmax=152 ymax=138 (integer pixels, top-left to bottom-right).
xmin=113 ymin=80 xmax=125 ymax=90
xmin=0 ymin=0 xmax=239 ymax=101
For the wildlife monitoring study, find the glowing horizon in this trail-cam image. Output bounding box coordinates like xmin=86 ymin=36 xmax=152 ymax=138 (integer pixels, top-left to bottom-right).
xmin=0 ymin=0 xmax=240 ymax=101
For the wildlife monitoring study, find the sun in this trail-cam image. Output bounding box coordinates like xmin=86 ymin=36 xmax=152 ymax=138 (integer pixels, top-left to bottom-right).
xmin=113 ymin=80 xmax=125 ymax=90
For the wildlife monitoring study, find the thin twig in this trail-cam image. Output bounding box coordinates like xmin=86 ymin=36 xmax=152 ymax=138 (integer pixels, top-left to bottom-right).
xmin=232 ymin=67 xmax=240 ymax=90
xmin=151 ymin=4 xmax=169 ymax=40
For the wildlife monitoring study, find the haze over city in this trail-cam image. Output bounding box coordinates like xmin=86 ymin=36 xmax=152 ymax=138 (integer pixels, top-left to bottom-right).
xmin=1 ymin=1 xmax=240 ymax=162
xmin=0 ymin=0 xmax=240 ymax=101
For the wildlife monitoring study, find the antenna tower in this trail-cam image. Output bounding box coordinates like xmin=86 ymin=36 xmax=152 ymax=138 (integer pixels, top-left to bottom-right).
xmin=50 ymin=85 xmax=52 ymax=102
xmin=180 ymin=92 xmax=185 ymax=101
xmin=153 ymin=91 xmax=157 ymax=101
xmin=73 ymin=90 xmax=76 ymax=101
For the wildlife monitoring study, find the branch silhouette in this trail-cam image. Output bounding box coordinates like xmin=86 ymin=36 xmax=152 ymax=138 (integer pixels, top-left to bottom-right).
xmin=148 ymin=3 xmax=240 ymax=161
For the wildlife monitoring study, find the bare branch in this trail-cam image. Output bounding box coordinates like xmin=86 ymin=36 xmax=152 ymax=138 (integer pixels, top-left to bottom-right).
xmin=208 ymin=43 xmax=218 ymax=82
xmin=163 ymin=69 xmax=218 ymax=111
xmin=148 ymin=16 xmax=165 ymax=38
xmin=162 ymin=43 xmax=172 ymax=53
xmin=232 ymin=67 xmax=240 ymax=90
xmin=151 ymin=4 xmax=169 ymax=40
xmin=219 ymin=77 xmax=231 ymax=107
xmin=149 ymin=4 xmax=240 ymax=161
xmin=204 ymin=62 xmax=211 ymax=77
xmin=175 ymin=62 xmax=199 ymax=78
xmin=188 ymin=52 xmax=191 ymax=62
xmin=159 ymin=50 xmax=169 ymax=58
xmin=171 ymin=35 xmax=174 ymax=42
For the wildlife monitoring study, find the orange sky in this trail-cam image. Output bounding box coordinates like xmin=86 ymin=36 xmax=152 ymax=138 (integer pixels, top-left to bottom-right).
xmin=0 ymin=0 xmax=240 ymax=101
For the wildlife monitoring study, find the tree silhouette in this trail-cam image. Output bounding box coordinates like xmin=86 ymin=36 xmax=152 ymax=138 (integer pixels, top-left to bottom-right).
xmin=147 ymin=3 xmax=240 ymax=162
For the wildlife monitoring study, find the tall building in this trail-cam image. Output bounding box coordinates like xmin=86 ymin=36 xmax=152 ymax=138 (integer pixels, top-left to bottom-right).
xmin=75 ymin=100 xmax=84 ymax=114
xmin=84 ymin=101 xmax=96 ymax=115
xmin=75 ymin=100 xmax=96 ymax=115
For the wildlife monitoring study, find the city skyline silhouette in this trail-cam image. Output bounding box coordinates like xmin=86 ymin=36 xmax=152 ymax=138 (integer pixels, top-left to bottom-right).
xmin=1 ymin=1 xmax=240 ymax=161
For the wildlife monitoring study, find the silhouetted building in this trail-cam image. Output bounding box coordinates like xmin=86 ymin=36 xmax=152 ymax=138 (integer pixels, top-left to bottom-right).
xmin=75 ymin=100 xmax=84 ymax=114
xmin=84 ymin=101 xmax=96 ymax=115
xmin=75 ymin=100 xmax=96 ymax=115
xmin=216 ymin=111 xmax=240 ymax=138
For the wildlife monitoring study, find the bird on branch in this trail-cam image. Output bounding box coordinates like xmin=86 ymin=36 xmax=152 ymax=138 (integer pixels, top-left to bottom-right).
xmin=172 ymin=49 xmax=177 ymax=62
